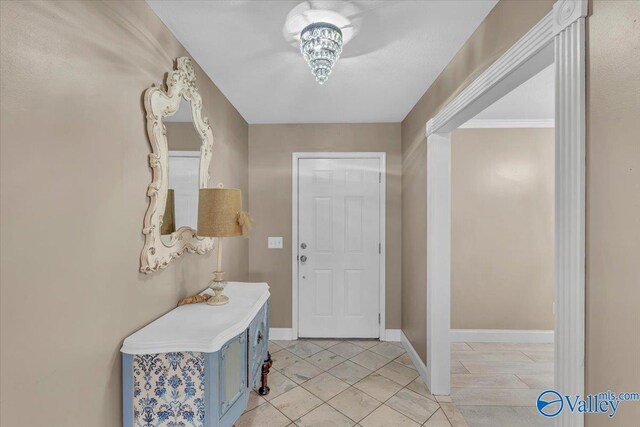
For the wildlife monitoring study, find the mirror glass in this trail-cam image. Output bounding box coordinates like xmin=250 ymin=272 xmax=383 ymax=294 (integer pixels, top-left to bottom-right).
xmin=161 ymin=98 xmax=202 ymax=244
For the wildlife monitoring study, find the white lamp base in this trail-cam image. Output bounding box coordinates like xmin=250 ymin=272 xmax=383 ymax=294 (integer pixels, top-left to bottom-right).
xmin=207 ymin=293 xmax=229 ymax=306
xmin=207 ymin=269 xmax=229 ymax=306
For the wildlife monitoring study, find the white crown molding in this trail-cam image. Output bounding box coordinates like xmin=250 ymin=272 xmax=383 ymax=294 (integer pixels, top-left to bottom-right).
xmin=426 ymin=11 xmax=554 ymax=136
xmin=459 ymin=118 xmax=555 ymax=129
xmin=450 ymin=329 xmax=555 ymax=343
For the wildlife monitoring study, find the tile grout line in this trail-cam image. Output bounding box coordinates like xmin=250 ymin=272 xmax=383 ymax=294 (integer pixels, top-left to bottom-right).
xmin=519 ymin=350 xmax=538 ymax=363
xmin=278 ymin=342 xmax=446 ymax=425
xmin=271 ymin=340 xmax=442 ymax=425
xmin=261 ymin=340 xmax=479 ymax=427
xmin=324 ymin=386 xmax=381 ymax=423
xmin=514 ymin=373 xmax=537 ymax=390
xmin=421 ymin=407 xmax=451 ymax=427
xmin=439 ymin=402 xmax=464 ymax=427
xmin=447 ymin=342 xmax=554 ymax=426
xmin=270 ymin=341 xmax=392 ymax=424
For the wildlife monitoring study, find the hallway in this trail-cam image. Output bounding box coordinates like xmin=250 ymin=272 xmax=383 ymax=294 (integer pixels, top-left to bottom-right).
xmin=451 ymin=342 xmax=554 ymax=427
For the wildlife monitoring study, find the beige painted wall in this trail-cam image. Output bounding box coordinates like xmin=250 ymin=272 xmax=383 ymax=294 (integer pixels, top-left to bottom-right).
xmin=586 ymin=1 xmax=640 ymax=425
xmin=401 ymin=0 xmax=555 ymax=362
xmin=166 ymin=122 xmax=202 ymax=151
xmin=0 ymin=2 xmax=248 ymax=426
xmin=451 ymin=128 xmax=554 ymax=331
xmin=248 ymin=124 xmax=402 ymax=329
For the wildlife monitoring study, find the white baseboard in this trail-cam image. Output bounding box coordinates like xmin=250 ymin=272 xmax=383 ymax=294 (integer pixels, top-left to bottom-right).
xmin=401 ymin=331 xmax=429 ymax=387
xmin=269 ymin=328 xmax=295 ymax=341
xmin=450 ymin=329 xmax=554 ymax=343
xmin=269 ymin=328 xmax=401 ymax=342
xmin=382 ymin=329 xmax=401 ymax=342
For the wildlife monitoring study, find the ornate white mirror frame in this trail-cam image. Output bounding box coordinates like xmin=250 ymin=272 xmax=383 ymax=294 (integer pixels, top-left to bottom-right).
xmin=140 ymin=57 xmax=214 ymax=274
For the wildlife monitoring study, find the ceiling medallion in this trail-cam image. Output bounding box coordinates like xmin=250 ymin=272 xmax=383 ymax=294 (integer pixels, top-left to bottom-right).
xmin=300 ymin=22 xmax=343 ymax=84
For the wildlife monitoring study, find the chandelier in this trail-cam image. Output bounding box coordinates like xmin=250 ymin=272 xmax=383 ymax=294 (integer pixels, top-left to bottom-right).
xmin=300 ymin=22 xmax=343 ymax=84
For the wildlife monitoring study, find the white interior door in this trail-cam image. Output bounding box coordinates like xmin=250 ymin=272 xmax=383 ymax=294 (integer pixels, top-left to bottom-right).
xmin=297 ymin=157 xmax=381 ymax=338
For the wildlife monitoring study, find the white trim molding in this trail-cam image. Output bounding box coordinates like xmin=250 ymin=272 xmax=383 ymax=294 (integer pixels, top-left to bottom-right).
xmin=269 ymin=328 xmax=295 ymax=341
xmin=450 ymin=329 xmax=555 ymax=344
xmin=382 ymin=329 xmax=402 ymax=342
xmin=291 ymin=152 xmax=387 ymax=340
xmin=426 ymin=133 xmax=451 ymax=395
xmin=459 ymin=118 xmax=555 ymax=129
xmin=269 ymin=328 xmax=401 ymax=342
xmin=401 ymin=332 xmax=429 ymax=387
xmin=423 ymin=3 xmax=587 ymax=425
xmin=553 ymin=6 xmax=586 ymax=427
xmin=426 ymin=10 xmax=556 ymax=137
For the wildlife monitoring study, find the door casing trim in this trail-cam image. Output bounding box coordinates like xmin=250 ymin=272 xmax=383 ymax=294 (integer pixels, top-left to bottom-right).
xmin=423 ymin=5 xmax=587 ymax=427
xmin=292 ymin=152 xmax=387 ymax=340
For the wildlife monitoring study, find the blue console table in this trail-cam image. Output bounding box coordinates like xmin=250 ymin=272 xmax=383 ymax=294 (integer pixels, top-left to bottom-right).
xmin=121 ymin=282 xmax=271 ymax=427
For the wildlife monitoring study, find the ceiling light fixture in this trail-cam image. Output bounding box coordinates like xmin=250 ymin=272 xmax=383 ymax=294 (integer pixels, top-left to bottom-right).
xmin=300 ymin=22 xmax=343 ymax=84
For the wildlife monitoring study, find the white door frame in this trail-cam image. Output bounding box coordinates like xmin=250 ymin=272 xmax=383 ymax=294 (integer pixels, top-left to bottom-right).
xmin=292 ymin=152 xmax=387 ymax=340
xmin=424 ymin=3 xmax=587 ymax=427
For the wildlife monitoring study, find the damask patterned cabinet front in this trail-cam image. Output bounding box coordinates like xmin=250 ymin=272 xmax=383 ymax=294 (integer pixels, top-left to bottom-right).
xmin=121 ymin=283 xmax=271 ymax=427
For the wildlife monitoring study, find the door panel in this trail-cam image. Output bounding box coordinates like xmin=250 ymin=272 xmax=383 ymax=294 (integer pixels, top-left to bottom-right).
xmin=298 ymin=157 xmax=381 ymax=338
xmin=345 ymin=196 xmax=364 ymax=252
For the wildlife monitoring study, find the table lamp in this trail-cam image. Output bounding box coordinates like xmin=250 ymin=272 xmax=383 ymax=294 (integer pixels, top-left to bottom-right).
xmin=197 ymin=185 xmax=252 ymax=305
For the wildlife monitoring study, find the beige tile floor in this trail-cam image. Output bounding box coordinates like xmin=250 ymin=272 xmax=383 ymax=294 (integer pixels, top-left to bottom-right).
xmin=237 ymin=339 xmax=468 ymax=427
xmin=450 ymin=342 xmax=555 ymax=427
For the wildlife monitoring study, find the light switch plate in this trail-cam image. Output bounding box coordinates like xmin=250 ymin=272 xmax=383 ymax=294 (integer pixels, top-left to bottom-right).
xmin=268 ymin=237 xmax=283 ymax=249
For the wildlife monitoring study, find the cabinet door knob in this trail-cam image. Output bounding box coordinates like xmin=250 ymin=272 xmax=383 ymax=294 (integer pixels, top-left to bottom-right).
xmin=300 ymin=255 xmax=308 ymax=262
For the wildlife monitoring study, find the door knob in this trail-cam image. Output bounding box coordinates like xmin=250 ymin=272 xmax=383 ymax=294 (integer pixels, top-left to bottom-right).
xmin=300 ymin=255 xmax=308 ymax=262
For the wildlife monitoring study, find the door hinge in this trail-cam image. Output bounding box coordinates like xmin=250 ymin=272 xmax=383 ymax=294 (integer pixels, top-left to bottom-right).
xmin=378 ymin=313 xmax=381 ymax=324
xmin=379 ymin=172 xmax=382 ymax=183
xmin=379 ymin=243 xmax=381 ymax=254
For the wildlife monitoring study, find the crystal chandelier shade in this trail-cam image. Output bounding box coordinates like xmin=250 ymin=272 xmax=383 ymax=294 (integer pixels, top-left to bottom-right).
xmin=300 ymin=22 xmax=343 ymax=84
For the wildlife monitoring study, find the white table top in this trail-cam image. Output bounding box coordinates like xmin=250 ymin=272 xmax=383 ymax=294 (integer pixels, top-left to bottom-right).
xmin=121 ymin=282 xmax=270 ymax=355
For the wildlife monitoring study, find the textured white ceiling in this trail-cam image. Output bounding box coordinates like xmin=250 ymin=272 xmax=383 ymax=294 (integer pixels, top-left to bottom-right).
xmin=147 ymin=0 xmax=498 ymax=124
xmin=473 ymin=64 xmax=555 ymax=121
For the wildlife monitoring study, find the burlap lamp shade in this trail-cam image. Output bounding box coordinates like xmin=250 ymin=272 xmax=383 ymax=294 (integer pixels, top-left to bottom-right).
xmin=160 ymin=189 xmax=176 ymax=235
xmin=197 ymin=187 xmax=252 ymax=306
xmin=197 ymin=188 xmax=243 ymax=237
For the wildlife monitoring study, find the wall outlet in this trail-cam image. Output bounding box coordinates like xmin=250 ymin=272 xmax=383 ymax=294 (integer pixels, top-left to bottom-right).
xmin=268 ymin=237 xmax=283 ymax=249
